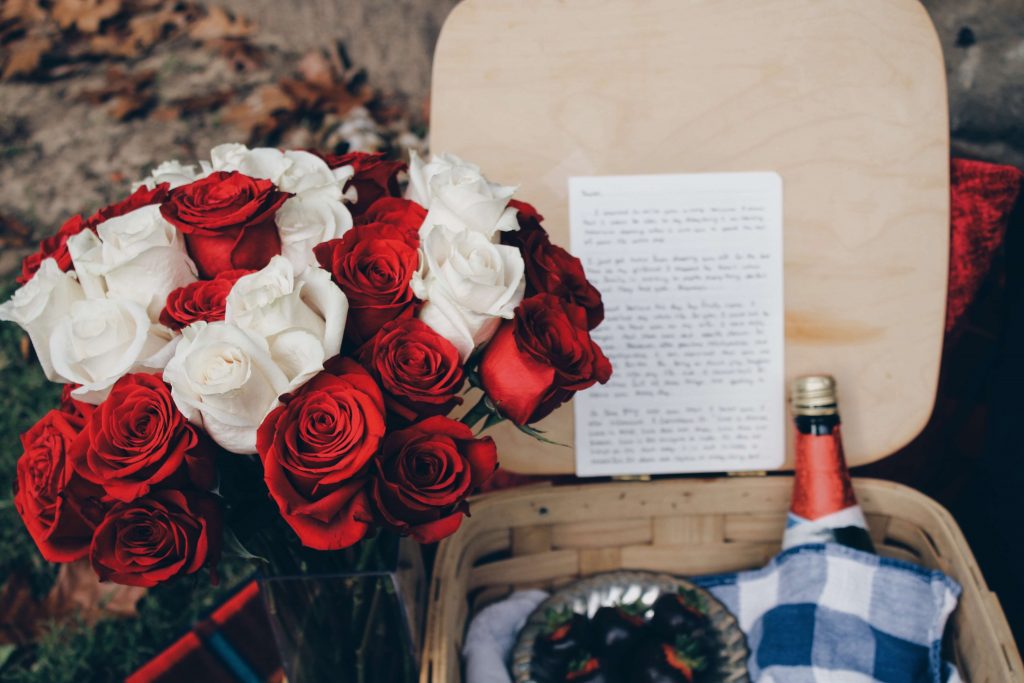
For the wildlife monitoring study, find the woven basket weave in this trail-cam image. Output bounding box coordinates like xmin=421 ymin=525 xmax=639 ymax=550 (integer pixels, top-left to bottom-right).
xmin=420 ymin=477 xmax=1022 ymax=683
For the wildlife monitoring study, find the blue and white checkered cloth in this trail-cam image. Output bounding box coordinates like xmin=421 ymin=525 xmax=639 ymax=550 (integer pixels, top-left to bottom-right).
xmin=697 ymin=543 xmax=962 ymax=683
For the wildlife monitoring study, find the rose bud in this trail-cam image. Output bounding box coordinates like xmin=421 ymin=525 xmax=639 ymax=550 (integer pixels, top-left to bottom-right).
xmin=89 ymin=490 xmax=221 ymax=588
xmin=357 ymin=318 xmax=465 ymax=423
xmin=314 ymin=223 xmax=420 ymax=347
xmin=503 ymin=224 xmax=604 ymax=330
xmin=70 ymin=373 xmax=215 ymax=503
xmin=317 ymin=151 xmax=405 ymax=217
xmin=160 ymin=269 xmax=253 ymax=330
xmin=371 ymin=416 xmax=497 ymax=543
xmin=257 ymin=357 xmax=386 ymax=550
xmin=356 ymin=197 xmax=427 ymax=231
xmin=14 ymin=410 xmax=106 ymax=562
xmin=479 ymin=294 xmax=612 ymax=425
xmin=161 ymin=171 xmax=289 ymax=279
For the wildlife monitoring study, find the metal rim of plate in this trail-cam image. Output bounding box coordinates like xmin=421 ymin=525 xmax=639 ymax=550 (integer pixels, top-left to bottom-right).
xmin=512 ymin=570 xmax=750 ymax=683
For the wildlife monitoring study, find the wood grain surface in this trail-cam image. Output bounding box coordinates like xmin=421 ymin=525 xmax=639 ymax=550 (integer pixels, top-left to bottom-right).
xmin=431 ymin=0 xmax=950 ymax=474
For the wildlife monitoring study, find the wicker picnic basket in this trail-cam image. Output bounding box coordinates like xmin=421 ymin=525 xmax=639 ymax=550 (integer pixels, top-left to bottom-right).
xmin=420 ymin=1 xmax=1024 ymax=681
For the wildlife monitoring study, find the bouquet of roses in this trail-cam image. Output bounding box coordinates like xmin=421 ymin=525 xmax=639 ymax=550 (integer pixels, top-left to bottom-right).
xmin=0 ymin=144 xmax=611 ymax=588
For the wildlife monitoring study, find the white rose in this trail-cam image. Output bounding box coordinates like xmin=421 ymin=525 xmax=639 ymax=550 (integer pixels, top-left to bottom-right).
xmin=163 ymin=321 xmax=291 ymax=454
xmin=225 ymin=256 xmax=347 ymax=389
xmin=412 ymin=225 xmax=525 ymax=359
xmin=68 ymin=205 xmax=197 ymax=321
xmin=134 ymin=160 xmax=199 ymax=190
xmin=0 ymin=259 xmax=84 ymax=382
xmin=206 ymin=145 xmax=350 ymax=195
xmin=49 ymin=298 xmax=175 ymax=404
xmin=275 ymin=184 xmax=354 ymax=271
xmin=405 ymin=152 xmax=519 ymax=239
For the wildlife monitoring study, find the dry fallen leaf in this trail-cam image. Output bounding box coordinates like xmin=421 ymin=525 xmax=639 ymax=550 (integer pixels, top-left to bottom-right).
xmin=188 ymin=6 xmax=253 ymax=41
xmin=1 ymin=34 xmax=51 ymax=79
xmin=2 ymin=0 xmax=47 ymax=24
xmin=79 ymin=67 xmax=156 ymax=119
xmin=45 ymin=560 xmax=146 ymax=622
xmin=0 ymin=211 xmax=34 ymax=247
xmin=297 ymin=50 xmax=334 ymax=89
xmin=222 ymin=83 xmax=294 ymax=140
xmin=50 ymin=0 xmax=123 ymax=34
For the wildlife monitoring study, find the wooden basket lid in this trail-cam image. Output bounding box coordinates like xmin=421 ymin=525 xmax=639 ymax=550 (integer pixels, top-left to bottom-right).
xmin=430 ymin=0 xmax=949 ymax=474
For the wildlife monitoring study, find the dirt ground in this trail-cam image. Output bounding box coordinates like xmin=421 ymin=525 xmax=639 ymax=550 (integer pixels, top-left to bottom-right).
xmin=1 ymin=0 xmax=1021 ymax=284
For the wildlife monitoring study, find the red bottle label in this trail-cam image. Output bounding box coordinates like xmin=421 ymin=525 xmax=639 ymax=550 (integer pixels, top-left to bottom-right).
xmin=790 ymin=425 xmax=858 ymax=521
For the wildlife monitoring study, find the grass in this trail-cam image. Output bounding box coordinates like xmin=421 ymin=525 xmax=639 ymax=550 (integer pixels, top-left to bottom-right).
xmin=0 ymin=281 xmax=249 ymax=683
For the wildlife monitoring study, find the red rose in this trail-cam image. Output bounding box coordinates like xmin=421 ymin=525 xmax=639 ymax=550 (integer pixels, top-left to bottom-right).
xmin=503 ymin=203 xmax=604 ymax=329
xmin=14 ymin=410 xmax=105 ymax=562
xmin=70 ymin=373 xmax=215 ymax=503
xmin=19 ymin=184 xmax=171 ymax=284
xmin=370 ymin=416 xmax=497 ymax=543
xmin=89 ymin=490 xmax=221 ymax=588
xmin=479 ymin=294 xmax=612 ymax=425
xmin=18 ymin=215 xmax=88 ymax=285
xmin=161 ymin=171 xmax=288 ymax=278
xmin=88 ymin=182 xmax=170 ymax=227
xmin=159 ymin=269 xmax=253 ymax=330
xmin=319 ymin=151 xmax=405 ymax=217
xmin=257 ymin=357 xmax=385 ymax=550
xmin=313 ymin=223 xmax=419 ymax=346
xmin=59 ymin=384 xmax=95 ymax=421
xmin=357 ymin=318 xmax=465 ymax=422
xmin=356 ymin=197 xmax=427 ymax=233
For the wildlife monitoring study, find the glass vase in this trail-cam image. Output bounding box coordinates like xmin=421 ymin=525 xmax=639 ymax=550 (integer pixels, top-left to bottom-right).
xmin=254 ymin=530 xmax=425 ymax=683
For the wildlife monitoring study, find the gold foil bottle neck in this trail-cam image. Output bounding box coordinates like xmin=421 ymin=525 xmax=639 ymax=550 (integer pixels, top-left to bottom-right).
xmin=791 ymin=375 xmax=838 ymax=416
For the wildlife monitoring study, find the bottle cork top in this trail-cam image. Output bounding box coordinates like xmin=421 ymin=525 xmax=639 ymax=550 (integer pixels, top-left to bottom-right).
xmin=791 ymin=375 xmax=838 ymax=416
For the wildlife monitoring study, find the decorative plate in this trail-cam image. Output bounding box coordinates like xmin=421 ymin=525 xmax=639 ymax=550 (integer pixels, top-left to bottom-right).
xmin=512 ymin=570 xmax=749 ymax=682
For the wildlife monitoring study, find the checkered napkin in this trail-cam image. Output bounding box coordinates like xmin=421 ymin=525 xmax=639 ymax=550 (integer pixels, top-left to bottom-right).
xmin=697 ymin=543 xmax=962 ymax=683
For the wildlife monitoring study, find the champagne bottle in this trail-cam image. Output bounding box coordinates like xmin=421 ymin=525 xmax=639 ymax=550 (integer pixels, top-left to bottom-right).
xmin=782 ymin=375 xmax=875 ymax=553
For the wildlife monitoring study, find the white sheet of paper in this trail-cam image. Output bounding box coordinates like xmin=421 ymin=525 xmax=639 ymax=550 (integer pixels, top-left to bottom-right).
xmin=570 ymin=172 xmax=785 ymax=476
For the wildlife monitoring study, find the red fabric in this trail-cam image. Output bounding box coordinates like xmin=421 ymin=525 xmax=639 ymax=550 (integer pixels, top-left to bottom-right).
xmin=946 ymin=158 xmax=1024 ymax=333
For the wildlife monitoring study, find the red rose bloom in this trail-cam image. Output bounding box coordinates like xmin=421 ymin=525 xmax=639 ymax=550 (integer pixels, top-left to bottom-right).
xmin=479 ymin=294 xmax=612 ymax=425
xmin=257 ymin=357 xmax=386 ymax=550
xmin=314 ymin=223 xmax=419 ymax=346
xmin=356 ymin=197 xmax=426 ymax=233
xmin=88 ymin=182 xmax=170 ymax=227
xmin=161 ymin=171 xmax=288 ymax=278
xmin=59 ymin=384 xmax=95 ymax=422
xmin=14 ymin=410 xmax=105 ymax=562
xmin=159 ymin=269 xmax=253 ymax=330
xmin=319 ymin=151 xmax=405 ymax=217
xmin=18 ymin=215 xmax=88 ymax=284
xmin=70 ymin=373 xmax=215 ymax=503
xmin=503 ymin=202 xmax=604 ymax=329
xmin=89 ymin=490 xmax=221 ymax=588
xmin=358 ymin=318 xmax=465 ymax=422
xmin=370 ymin=417 xmax=497 ymax=543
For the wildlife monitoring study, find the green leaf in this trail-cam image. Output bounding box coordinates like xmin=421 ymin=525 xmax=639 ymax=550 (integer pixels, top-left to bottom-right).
xmin=514 ymin=421 xmax=569 ymax=447
xmin=221 ymin=526 xmax=267 ymax=563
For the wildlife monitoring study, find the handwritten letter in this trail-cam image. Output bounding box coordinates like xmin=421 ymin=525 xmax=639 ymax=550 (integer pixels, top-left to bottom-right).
xmin=570 ymin=173 xmax=784 ymax=476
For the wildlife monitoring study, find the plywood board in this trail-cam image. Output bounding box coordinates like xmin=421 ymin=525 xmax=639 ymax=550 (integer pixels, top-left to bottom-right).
xmin=431 ymin=0 xmax=950 ymax=473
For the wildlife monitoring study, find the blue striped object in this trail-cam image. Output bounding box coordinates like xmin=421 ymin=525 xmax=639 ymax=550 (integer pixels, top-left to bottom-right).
xmin=697 ymin=544 xmax=962 ymax=682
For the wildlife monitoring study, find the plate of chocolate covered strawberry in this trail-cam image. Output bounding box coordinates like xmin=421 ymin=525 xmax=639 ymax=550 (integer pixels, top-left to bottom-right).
xmin=512 ymin=571 xmax=748 ymax=683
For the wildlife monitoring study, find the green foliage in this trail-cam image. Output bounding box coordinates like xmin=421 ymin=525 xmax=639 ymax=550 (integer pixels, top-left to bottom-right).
xmin=0 ymin=282 xmax=248 ymax=682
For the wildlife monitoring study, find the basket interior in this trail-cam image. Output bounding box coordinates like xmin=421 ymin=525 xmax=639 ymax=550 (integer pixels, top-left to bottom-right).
xmin=421 ymin=477 xmax=1020 ymax=683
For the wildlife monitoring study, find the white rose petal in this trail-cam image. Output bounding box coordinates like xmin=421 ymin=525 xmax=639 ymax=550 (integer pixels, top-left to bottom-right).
xmin=0 ymin=259 xmax=84 ymax=381
xmin=70 ymin=205 xmax=198 ymax=321
xmin=49 ymin=298 xmax=174 ymax=403
xmin=275 ymin=185 xmax=354 ymax=271
xmin=406 ymin=152 xmax=519 ymax=239
xmin=163 ymin=321 xmax=290 ymax=454
xmin=134 ymin=160 xmax=199 ymax=190
xmin=206 ymin=143 xmax=250 ymax=175
xmin=413 ymin=226 xmax=525 ymax=359
xmin=225 ymin=256 xmax=347 ymax=390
